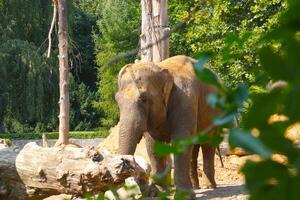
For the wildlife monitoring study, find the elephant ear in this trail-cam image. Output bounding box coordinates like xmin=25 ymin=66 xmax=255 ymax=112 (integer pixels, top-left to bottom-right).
xmin=118 ymin=64 xmax=133 ymax=89
xmin=160 ymin=68 xmax=173 ymax=109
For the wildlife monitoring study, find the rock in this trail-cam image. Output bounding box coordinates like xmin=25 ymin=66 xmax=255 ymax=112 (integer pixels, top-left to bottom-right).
xmin=104 ymin=177 xmax=142 ymax=200
xmin=0 ymin=144 xmax=8 ymax=150
xmin=104 ymin=190 xmax=117 ymax=200
xmin=43 ymin=194 xmax=72 ymax=200
xmin=227 ymin=148 xmax=249 ymax=156
xmin=0 ymin=139 xmax=9 ymax=150
xmin=0 ymin=138 xmax=11 ymax=147
xmin=228 ymin=155 xmax=261 ymax=166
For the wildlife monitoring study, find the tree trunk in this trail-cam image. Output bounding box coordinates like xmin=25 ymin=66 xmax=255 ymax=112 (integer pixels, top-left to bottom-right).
xmin=0 ymin=143 xmax=148 ymax=200
xmin=140 ymin=0 xmax=153 ymax=62
xmin=140 ymin=0 xmax=169 ymax=62
xmin=151 ymin=0 xmax=169 ymax=62
xmin=57 ymin=0 xmax=70 ymax=145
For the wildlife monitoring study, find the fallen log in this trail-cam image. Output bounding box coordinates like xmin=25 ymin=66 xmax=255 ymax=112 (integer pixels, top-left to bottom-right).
xmin=0 ymin=142 xmax=148 ymax=200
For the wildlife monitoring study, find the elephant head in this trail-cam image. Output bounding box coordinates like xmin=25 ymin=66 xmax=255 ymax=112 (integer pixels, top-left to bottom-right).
xmin=116 ymin=62 xmax=173 ymax=155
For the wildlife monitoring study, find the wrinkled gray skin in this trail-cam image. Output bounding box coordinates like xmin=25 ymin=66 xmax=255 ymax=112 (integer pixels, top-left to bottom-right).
xmin=116 ymin=55 xmax=217 ymax=196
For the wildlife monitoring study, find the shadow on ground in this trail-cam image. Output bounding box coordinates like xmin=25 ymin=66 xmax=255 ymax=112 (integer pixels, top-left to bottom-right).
xmin=195 ymin=184 xmax=247 ymax=200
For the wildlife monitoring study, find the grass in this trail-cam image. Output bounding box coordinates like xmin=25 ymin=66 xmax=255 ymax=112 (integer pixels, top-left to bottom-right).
xmin=0 ymin=127 xmax=109 ymax=140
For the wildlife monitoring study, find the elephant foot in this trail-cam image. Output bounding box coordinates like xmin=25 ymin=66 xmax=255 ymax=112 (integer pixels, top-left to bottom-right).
xmin=191 ymin=175 xmax=200 ymax=189
xmin=175 ymin=187 xmax=195 ymax=200
xmin=201 ymin=175 xmax=217 ymax=189
xmin=193 ymin=185 xmax=200 ymax=190
xmin=201 ymin=184 xmax=217 ymax=189
xmin=144 ymin=183 xmax=164 ymax=197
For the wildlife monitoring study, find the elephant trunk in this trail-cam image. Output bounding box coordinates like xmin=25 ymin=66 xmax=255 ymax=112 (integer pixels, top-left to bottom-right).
xmin=118 ymin=105 xmax=147 ymax=155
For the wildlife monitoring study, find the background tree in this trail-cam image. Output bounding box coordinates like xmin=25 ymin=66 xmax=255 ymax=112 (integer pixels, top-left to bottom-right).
xmin=141 ymin=0 xmax=169 ymax=62
xmin=0 ymin=0 xmax=101 ymax=135
xmin=93 ymin=0 xmax=140 ymax=128
xmin=0 ymin=0 xmax=58 ymax=134
xmin=170 ymin=0 xmax=285 ymax=87
xmin=55 ymin=0 xmax=70 ymax=145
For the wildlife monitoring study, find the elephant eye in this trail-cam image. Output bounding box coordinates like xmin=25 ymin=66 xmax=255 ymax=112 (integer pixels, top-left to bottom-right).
xmin=138 ymin=92 xmax=147 ymax=103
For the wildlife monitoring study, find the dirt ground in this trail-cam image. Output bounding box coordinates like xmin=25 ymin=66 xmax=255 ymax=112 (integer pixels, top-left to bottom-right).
xmin=98 ymin=125 xmax=249 ymax=199
xmin=100 ymin=122 xmax=300 ymax=199
xmin=195 ymin=144 xmax=249 ymax=199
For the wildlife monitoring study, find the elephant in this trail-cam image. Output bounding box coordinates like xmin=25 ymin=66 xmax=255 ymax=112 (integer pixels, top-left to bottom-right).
xmin=116 ymin=55 xmax=218 ymax=196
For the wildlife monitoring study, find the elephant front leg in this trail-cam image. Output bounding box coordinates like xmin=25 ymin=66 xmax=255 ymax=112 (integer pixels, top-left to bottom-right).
xmin=173 ymin=148 xmax=195 ymax=199
xmin=201 ymin=144 xmax=217 ymax=188
xmin=190 ymin=144 xmax=200 ymax=189
xmin=144 ymin=133 xmax=171 ymax=195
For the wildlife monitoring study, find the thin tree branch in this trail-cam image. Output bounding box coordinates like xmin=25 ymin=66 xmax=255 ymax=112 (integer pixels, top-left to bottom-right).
xmin=47 ymin=0 xmax=57 ymax=58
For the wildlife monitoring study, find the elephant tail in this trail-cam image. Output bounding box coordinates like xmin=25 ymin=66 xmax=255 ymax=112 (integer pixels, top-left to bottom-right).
xmin=216 ymin=146 xmax=224 ymax=168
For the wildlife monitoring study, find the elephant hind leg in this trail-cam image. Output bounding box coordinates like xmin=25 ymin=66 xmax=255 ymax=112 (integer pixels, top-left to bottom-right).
xmin=144 ymin=134 xmax=171 ymax=190
xmin=201 ymin=144 xmax=217 ymax=189
xmin=190 ymin=144 xmax=200 ymax=189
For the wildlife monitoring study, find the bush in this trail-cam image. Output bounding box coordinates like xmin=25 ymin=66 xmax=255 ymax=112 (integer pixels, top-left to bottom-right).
xmin=69 ymin=75 xmax=101 ymax=131
xmin=0 ymin=128 xmax=109 ymax=140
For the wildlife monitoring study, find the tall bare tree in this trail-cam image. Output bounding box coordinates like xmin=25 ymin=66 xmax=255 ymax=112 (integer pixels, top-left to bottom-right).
xmin=140 ymin=0 xmax=169 ymax=62
xmin=56 ymin=0 xmax=70 ymax=146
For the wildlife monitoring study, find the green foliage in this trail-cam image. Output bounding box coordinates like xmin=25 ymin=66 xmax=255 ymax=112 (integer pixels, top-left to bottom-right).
xmin=69 ymin=0 xmax=100 ymax=88
xmin=93 ymin=0 xmax=140 ymax=128
xmin=0 ymin=0 xmax=101 ymax=133
xmin=170 ymin=0 xmax=285 ymax=87
xmin=0 ymin=39 xmax=59 ymax=133
xmin=69 ymin=75 xmax=101 ymax=131
xmin=239 ymin=2 xmax=300 ymax=198
xmin=0 ymin=0 xmax=57 ymax=133
xmin=229 ymin=128 xmax=272 ymax=158
xmin=0 ymin=0 xmax=52 ymax=44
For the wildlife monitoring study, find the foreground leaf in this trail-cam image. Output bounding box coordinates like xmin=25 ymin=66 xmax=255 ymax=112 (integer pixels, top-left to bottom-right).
xmin=229 ymin=128 xmax=272 ymax=158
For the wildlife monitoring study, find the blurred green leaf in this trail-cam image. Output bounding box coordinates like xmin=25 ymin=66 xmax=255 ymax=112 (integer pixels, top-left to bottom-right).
xmin=194 ymin=56 xmax=223 ymax=89
xmin=208 ymin=134 xmax=224 ymax=147
xmin=244 ymin=90 xmax=284 ymax=129
xmin=154 ymin=142 xmax=176 ymax=157
xmin=196 ymin=133 xmax=210 ymax=144
xmin=234 ymin=84 xmax=249 ymax=108
xmin=207 ymin=93 xmax=219 ymax=107
xmin=260 ymin=47 xmax=298 ymax=81
xmin=229 ymin=128 xmax=272 ymax=158
xmin=286 ymin=86 xmax=300 ymax=122
xmin=241 ymin=160 xmax=293 ymax=200
xmin=213 ymin=113 xmax=236 ymax=126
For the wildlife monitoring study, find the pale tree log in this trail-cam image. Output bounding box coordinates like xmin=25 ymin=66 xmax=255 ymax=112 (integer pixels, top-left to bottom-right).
xmin=57 ymin=0 xmax=70 ymax=146
xmin=0 ymin=143 xmax=148 ymax=200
